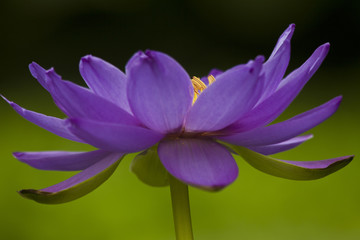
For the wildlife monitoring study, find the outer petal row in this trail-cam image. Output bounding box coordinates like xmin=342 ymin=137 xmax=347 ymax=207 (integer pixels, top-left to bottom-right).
xmin=248 ymin=134 xmax=313 ymax=155
xmin=2 ymin=96 xmax=164 ymax=151
xmin=67 ymin=118 xmax=164 ymax=153
xmin=19 ymin=152 xmax=124 ymax=204
xmin=223 ymin=143 xmax=353 ymax=180
xmin=29 ymin=63 xmax=138 ymax=126
xmin=79 ymin=55 xmax=132 ymax=114
xmin=229 ymin=43 xmax=330 ymax=133
xmin=2 ymin=96 xmax=82 ymax=142
xmin=219 ymin=96 xmax=342 ymax=146
xmin=259 ymin=24 xmax=294 ymax=101
xmin=46 ymin=73 xmax=138 ymax=125
xmin=14 ymin=150 xmax=112 ymax=171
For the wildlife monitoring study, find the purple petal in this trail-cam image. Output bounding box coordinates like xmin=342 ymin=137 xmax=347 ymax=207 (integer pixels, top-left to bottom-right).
xmin=79 ymin=55 xmax=132 ymax=114
xmin=219 ymin=96 xmax=341 ymax=146
xmin=29 ymin=63 xmax=74 ymax=115
xmin=280 ymin=156 xmax=353 ymax=169
xmin=185 ymin=56 xmax=264 ymax=132
xmin=19 ymin=153 xmax=124 ymax=204
xmin=269 ymin=24 xmax=295 ymax=59
xmin=248 ymin=134 xmax=313 ymax=155
xmin=259 ymin=24 xmax=294 ymax=101
xmin=14 ymin=150 xmax=112 ymax=171
xmin=67 ymin=118 xmax=164 ymax=153
xmin=158 ymin=138 xmax=238 ymax=190
xmin=227 ymin=43 xmax=330 ymax=133
xmin=201 ymin=69 xmax=224 ymax=85
xmin=29 ymin=62 xmax=61 ymax=91
xmin=45 ymin=71 xmax=139 ymax=125
xmin=126 ymin=50 xmax=193 ymax=133
xmin=2 ymin=95 xmax=82 ymax=142
xmin=224 ymin=143 xmax=353 ymax=180
xmin=43 ymin=152 xmax=123 ymax=192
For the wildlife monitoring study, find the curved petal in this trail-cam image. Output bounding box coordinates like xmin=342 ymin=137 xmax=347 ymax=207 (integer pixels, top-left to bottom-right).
xmin=126 ymin=50 xmax=193 ymax=133
xmin=67 ymin=118 xmax=164 ymax=153
xmin=14 ymin=150 xmax=112 ymax=171
xmin=223 ymin=143 xmax=353 ymax=180
xmin=228 ymin=43 xmax=330 ymax=133
xmin=269 ymin=24 xmax=295 ymax=59
xmin=259 ymin=24 xmax=294 ymax=101
xmin=45 ymin=71 xmax=139 ymax=125
xmin=248 ymin=134 xmax=313 ymax=155
xmin=185 ymin=56 xmax=264 ymax=132
xmin=219 ymin=96 xmax=341 ymax=146
xmin=29 ymin=62 xmax=61 ymax=92
xmin=29 ymin=63 xmax=75 ymax=115
xmin=79 ymin=55 xmax=132 ymax=113
xmin=2 ymin=95 xmax=83 ymax=142
xmin=158 ymin=138 xmax=238 ymax=190
xmin=19 ymin=153 xmax=124 ymax=204
xmin=130 ymin=146 xmax=169 ymax=187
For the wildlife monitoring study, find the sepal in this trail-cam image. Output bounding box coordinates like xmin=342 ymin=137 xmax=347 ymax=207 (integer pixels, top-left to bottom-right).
xmin=130 ymin=146 xmax=169 ymax=187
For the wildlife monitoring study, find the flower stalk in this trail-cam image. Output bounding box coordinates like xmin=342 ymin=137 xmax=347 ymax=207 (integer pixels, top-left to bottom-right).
xmin=169 ymin=175 xmax=194 ymax=240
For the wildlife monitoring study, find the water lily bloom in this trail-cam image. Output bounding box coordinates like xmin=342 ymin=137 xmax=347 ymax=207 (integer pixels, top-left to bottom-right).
xmin=3 ymin=24 xmax=353 ymax=204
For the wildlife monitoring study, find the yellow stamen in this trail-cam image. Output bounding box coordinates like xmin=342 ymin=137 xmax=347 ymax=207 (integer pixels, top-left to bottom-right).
xmin=207 ymin=75 xmax=216 ymax=85
xmin=191 ymin=75 xmax=216 ymax=104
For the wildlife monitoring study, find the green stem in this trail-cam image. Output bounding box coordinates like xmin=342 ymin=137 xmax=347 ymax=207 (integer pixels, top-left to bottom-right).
xmin=169 ymin=175 xmax=194 ymax=240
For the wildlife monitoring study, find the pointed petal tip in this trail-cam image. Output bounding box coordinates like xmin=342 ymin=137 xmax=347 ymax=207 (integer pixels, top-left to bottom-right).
xmin=44 ymin=68 xmax=61 ymax=80
xmin=81 ymin=55 xmax=94 ymax=62
xmin=126 ymin=50 xmax=152 ymax=70
xmin=28 ymin=61 xmax=40 ymax=70
xmin=144 ymin=49 xmax=155 ymax=56
xmin=45 ymin=67 xmax=54 ymax=74
xmin=1 ymin=94 xmax=10 ymax=103
xmin=335 ymin=95 xmax=343 ymax=103
xmin=298 ymin=134 xmax=314 ymax=141
xmin=12 ymin=152 xmax=22 ymax=158
xmin=18 ymin=189 xmax=53 ymax=201
xmin=19 ymin=189 xmax=48 ymax=195
xmin=139 ymin=50 xmax=167 ymax=62
xmin=140 ymin=50 xmax=156 ymax=61
xmin=28 ymin=62 xmax=48 ymax=78
xmin=330 ymin=96 xmax=343 ymax=110
xmin=255 ymin=55 xmax=265 ymax=63
xmin=285 ymin=23 xmax=296 ymax=37
xmin=306 ymin=134 xmax=314 ymax=140
xmin=248 ymin=55 xmax=264 ymax=74
xmin=319 ymin=42 xmax=330 ymax=52
xmin=2 ymin=97 xmax=23 ymax=111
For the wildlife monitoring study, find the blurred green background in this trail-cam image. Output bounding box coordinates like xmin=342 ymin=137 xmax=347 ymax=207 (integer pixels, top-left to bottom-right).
xmin=1 ymin=0 xmax=359 ymax=239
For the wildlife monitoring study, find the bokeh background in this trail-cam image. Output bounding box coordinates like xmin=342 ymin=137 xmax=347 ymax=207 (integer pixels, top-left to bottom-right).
xmin=1 ymin=0 xmax=360 ymax=239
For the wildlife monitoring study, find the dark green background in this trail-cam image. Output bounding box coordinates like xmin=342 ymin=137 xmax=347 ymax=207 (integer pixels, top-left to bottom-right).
xmin=1 ymin=0 xmax=359 ymax=239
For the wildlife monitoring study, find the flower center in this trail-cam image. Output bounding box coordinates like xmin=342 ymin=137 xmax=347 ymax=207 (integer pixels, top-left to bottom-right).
xmin=191 ymin=75 xmax=216 ymax=104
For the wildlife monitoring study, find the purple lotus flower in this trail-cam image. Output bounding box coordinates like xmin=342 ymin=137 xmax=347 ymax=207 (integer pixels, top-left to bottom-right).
xmin=3 ymin=24 xmax=353 ymax=204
